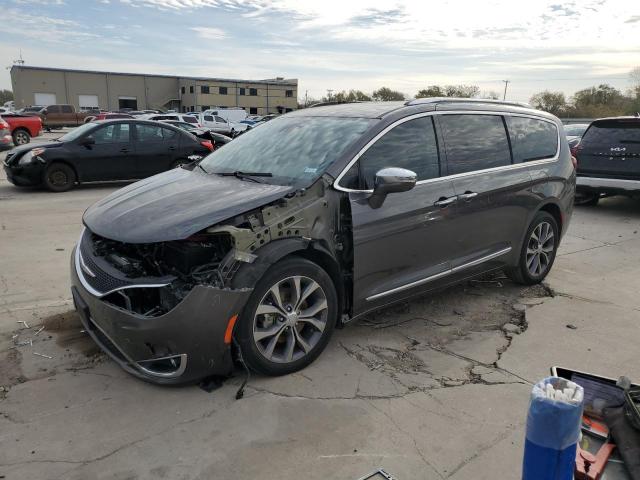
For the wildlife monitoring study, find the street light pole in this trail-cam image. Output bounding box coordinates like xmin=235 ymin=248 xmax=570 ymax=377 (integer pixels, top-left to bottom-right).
xmin=502 ymin=80 xmax=510 ymax=100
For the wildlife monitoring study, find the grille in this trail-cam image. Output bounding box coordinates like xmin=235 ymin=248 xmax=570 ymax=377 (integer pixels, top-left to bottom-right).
xmin=79 ymin=233 xmax=135 ymax=295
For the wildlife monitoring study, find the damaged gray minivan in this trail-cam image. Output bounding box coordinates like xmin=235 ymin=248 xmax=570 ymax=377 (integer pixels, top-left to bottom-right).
xmin=71 ymin=99 xmax=575 ymax=384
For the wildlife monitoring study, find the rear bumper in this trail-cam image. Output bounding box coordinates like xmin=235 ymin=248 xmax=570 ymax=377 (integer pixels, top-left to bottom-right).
xmin=70 ymin=246 xmax=252 ymax=385
xmin=576 ymin=176 xmax=640 ymax=193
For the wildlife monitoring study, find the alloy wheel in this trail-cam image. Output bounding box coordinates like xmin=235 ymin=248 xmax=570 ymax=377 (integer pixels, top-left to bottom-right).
xmin=526 ymin=221 xmax=555 ymax=276
xmin=252 ymin=275 xmax=328 ymax=363
xmin=49 ymin=170 xmax=68 ymax=187
xmin=15 ymin=131 xmax=29 ymax=145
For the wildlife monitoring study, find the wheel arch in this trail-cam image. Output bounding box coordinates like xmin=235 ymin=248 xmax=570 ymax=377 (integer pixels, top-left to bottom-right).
xmin=511 ymin=200 xmax=564 ymax=268
xmin=45 ymin=159 xmax=80 ymax=184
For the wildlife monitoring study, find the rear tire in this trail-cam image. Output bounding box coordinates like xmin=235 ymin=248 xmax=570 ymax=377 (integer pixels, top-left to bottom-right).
xmin=236 ymin=257 xmax=338 ymax=376
xmin=12 ymin=129 xmax=30 ymax=146
xmin=506 ymin=211 xmax=559 ymax=285
xmin=43 ymin=162 xmax=76 ymax=192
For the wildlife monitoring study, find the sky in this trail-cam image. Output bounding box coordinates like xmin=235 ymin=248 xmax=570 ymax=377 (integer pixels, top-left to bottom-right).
xmin=1 ymin=0 xmax=639 ymax=102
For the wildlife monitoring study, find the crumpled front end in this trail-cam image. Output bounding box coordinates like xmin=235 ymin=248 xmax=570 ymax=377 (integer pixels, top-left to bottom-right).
xmin=70 ymin=228 xmax=252 ymax=384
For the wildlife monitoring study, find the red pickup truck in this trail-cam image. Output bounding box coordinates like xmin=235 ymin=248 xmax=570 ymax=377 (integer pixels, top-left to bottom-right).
xmin=0 ymin=114 xmax=43 ymax=145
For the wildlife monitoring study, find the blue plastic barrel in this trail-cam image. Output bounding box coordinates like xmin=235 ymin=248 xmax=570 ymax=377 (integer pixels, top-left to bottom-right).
xmin=522 ymin=377 xmax=584 ymax=480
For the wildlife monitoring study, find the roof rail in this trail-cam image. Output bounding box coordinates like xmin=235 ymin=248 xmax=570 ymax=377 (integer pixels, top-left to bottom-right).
xmin=309 ymin=100 xmax=365 ymax=108
xmin=405 ymin=97 xmax=531 ymax=109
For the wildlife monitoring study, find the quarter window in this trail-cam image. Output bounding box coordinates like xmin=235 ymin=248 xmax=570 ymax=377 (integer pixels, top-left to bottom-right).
xmin=507 ymin=117 xmax=558 ymax=162
xmin=439 ymin=114 xmax=511 ymax=175
xmin=357 ymin=116 xmax=440 ymax=189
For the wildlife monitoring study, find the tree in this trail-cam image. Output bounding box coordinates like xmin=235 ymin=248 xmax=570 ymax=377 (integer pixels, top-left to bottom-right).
xmin=481 ymin=91 xmax=500 ymax=100
xmin=570 ymin=84 xmax=628 ymax=117
xmin=529 ymin=91 xmax=567 ymax=115
xmin=415 ymin=84 xmax=479 ymax=99
xmin=323 ymin=89 xmax=372 ymax=103
xmin=371 ymin=87 xmax=406 ymax=101
xmin=0 ymin=89 xmax=13 ymax=104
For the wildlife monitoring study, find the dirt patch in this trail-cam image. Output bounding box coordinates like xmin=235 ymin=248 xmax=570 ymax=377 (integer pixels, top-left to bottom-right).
xmin=0 ymin=348 xmax=26 ymax=392
xmin=45 ymin=310 xmax=102 ymax=358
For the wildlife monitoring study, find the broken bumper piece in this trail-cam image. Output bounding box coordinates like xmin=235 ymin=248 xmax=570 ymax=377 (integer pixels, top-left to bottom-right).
xmin=70 ymin=247 xmax=252 ymax=385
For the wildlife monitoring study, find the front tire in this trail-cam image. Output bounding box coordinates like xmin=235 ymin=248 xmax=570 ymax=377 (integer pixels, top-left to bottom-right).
xmin=43 ymin=162 xmax=76 ymax=192
xmin=236 ymin=257 xmax=338 ymax=376
xmin=12 ymin=129 xmax=31 ymax=146
xmin=506 ymin=211 xmax=559 ymax=285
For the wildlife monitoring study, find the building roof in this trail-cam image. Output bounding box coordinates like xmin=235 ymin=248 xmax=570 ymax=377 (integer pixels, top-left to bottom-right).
xmin=10 ymin=65 xmax=298 ymax=86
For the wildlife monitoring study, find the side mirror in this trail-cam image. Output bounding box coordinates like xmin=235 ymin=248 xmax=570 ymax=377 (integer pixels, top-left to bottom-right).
xmin=81 ymin=136 xmax=95 ymax=147
xmin=368 ymin=167 xmax=417 ymax=209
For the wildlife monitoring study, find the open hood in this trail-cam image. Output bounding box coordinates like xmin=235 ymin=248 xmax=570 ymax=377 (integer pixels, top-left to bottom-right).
xmin=83 ymin=167 xmax=295 ymax=243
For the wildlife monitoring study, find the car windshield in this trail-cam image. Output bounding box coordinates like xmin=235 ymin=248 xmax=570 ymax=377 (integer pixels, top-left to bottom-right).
xmin=564 ymin=124 xmax=588 ymax=136
xmin=199 ymin=116 xmax=374 ymax=186
xmin=57 ymin=123 xmax=97 ymax=142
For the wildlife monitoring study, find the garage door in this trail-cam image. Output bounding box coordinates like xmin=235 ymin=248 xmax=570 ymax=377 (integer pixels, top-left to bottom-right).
xmin=78 ymin=95 xmax=99 ymax=111
xmin=34 ymin=93 xmax=56 ymax=106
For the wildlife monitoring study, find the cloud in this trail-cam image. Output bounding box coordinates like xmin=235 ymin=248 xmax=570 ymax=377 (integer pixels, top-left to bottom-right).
xmin=191 ymin=26 xmax=227 ymax=40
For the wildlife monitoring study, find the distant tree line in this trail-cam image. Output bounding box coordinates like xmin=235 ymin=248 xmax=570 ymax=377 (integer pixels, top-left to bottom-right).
xmin=0 ymin=89 xmax=13 ymax=104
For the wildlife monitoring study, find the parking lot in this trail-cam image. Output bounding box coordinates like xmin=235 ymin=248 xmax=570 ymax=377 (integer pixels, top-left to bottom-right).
xmin=1 ymin=133 xmax=639 ymax=480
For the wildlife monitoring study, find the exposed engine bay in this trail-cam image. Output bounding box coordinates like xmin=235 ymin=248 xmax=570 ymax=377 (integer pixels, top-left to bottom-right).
xmin=83 ymin=179 xmax=351 ymax=318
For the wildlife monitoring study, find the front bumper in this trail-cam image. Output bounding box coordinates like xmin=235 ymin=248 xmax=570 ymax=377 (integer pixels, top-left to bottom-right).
xmin=3 ymin=161 xmax=43 ymax=186
xmin=576 ymin=176 xmax=640 ymax=193
xmin=70 ymin=246 xmax=252 ymax=385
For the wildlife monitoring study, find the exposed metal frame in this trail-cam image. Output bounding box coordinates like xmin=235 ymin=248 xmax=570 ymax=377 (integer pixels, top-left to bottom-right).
xmin=365 ymin=246 xmax=512 ymax=301
xmin=334 ymin=110 xmax=561 ymax=194
xmin=75 ymin=228 xmax=170 ymax=298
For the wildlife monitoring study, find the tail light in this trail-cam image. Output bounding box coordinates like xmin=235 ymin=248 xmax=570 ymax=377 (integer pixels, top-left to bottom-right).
xmin=0 ymin=120 xmax=8 ymax=129
xmin=570 ymin=145 xmax=579 ymax=157
xmin=200 ymin=140 xmax=213 ymax=151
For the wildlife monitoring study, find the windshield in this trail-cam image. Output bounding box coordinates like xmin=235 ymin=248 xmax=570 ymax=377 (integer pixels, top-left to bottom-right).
xmin=58 ymin=123 xmax=97 ymax=142
xmin=564 ymin=124 xmax=588 ymax=136
xmin=199 ymin=116 xmax=375 ymax=186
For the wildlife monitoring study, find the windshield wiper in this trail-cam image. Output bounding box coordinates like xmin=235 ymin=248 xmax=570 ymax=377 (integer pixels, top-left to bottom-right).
xmin=216 ymin=171 xmax=273 ymax=183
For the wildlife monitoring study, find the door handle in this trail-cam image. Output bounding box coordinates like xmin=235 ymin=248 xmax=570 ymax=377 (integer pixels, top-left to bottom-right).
xmin=434 ymin=196 xmax=457 ymax=208
xmin=168 ymin=146 xmax=176 ymax=151
xmin=458 ymin=192 xmax=478 ymax=201
xmin=119 ymin=148 xmax=129 ymax=153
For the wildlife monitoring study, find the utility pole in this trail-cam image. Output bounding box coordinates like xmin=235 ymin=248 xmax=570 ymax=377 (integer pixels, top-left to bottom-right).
xmin=304 ymin=90 xmax=308 ymax=108
xmin=327 ymin=89 xmax=333 ymax=101
xmin=502 ymin=80 xmax=510 ymax=100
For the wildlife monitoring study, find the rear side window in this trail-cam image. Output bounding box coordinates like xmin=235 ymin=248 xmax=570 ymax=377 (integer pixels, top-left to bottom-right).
xmin=440 ymin=114 xmax=510 ymax=175
xmin=204 ymin=115 xmax=214 ymax=121
xmin=214 ymin=116 xmax=226 ymax=123
xmin=507 ymin=117 xmax=558 ymax=162
xmin=137 ymin=124 xmax=175 ymax=142
xmin=183 ymin=116 xmax=198 ymax=124
xmin=61 ymin=105 xmax=73 ymax=114
xmin=355 ymin=116 xmax=440 ymax=190
xmin=580 ymin=121 xmax=640 ymax=150
xmin=47 ymin=105 xmax=61 ymax=113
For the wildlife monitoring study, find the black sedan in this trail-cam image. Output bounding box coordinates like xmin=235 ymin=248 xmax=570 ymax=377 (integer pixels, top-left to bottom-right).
xmin=3 ymin=119 xmax=213 ymax=192
xmin=160 ymin=120 xmax=233 ymax=149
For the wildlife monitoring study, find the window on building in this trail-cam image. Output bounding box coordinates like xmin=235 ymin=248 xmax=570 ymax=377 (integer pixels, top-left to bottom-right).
xmin=190 ymin=106 xmax=195 ymax=112
xmin=239 ymin=88 xmax=246 ymax=96
xmin=249 ymin=88 xmax=258 ymax=96
xmin=181 ymin=86 xmax=185 ymax=94
xmin=439 ymin=114 xmax=511 ymax=175
xmin=249 ymin=107 xmax=258 ymax=115
xmin=285 ymin=90 xmax=293 ymax=98
xmin=182 ymin=106 xmax=187 ymax=112
xmin=189 ymin=86 xmax=194 ymax=94
xmin=219 ymin=87 xmax=228 ymax=95
xmin=201 ymin=85 xmax=210 ymax=94
xmin=356 ymin=116 xmax=440 ymax=189
xmin=201 ymin=105 xmax=210 ymax=111
xmin=506 ymin=116 xmax=558 ymax=163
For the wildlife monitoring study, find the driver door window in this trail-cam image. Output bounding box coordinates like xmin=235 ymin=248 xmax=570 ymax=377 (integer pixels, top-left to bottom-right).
xmin=346 ymin=116 xmax=440 ymax=190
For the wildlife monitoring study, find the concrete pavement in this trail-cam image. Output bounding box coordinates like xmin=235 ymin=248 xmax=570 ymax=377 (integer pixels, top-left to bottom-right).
xmin=1 ymin=142 xmax=639 ymax=480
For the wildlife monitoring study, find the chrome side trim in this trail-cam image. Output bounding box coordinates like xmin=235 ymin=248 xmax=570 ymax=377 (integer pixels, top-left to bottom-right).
xmin=576 ymin=176 xmax=640 ymax=191
xmin=334 ymin=110 xmax=561 ymax=193
xmin=366 ymin=246 xmax=512 ymax=301
xmin=74 ymin=228 xmax=170 ymax=298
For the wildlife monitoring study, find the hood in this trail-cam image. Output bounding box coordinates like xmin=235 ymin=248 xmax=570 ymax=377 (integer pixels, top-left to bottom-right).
xmin=83 ymin=167 xmax=295 ymax=243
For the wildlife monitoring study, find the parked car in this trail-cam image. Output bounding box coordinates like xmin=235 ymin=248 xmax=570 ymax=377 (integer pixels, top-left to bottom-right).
xmin=18 ymin=105 xmax=46 ymax=115
xmin=574 ymin=116 xmax=640 ymax=205
xmin=67 ymin=99 xmax=574 ymax=384
xmin=0 ymin=117 xmax=11 ymax=148
xmin=0 ymin=113 xmax=43 ymax=145
xmin=159 ymin=120 xmax=232 ymax=149
xmin=3 ymin=119 xmax=213 ymax=192
xmin=84 ymin=113 xmax=134 ymax=123
xmin=0 ymin=107 xmax=13 ymax=115
xmin=198 ymin=113 xmax=249 ymax=136
xmin=38 ymin=104 xmax=91 ymax=128
xmin=145 ymin=114 xmax=201 ymax=127
xmin=564 ymin=123 xmax=589 ymax=142
xmin=202 ymin=107 xmax=247 ymax=123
